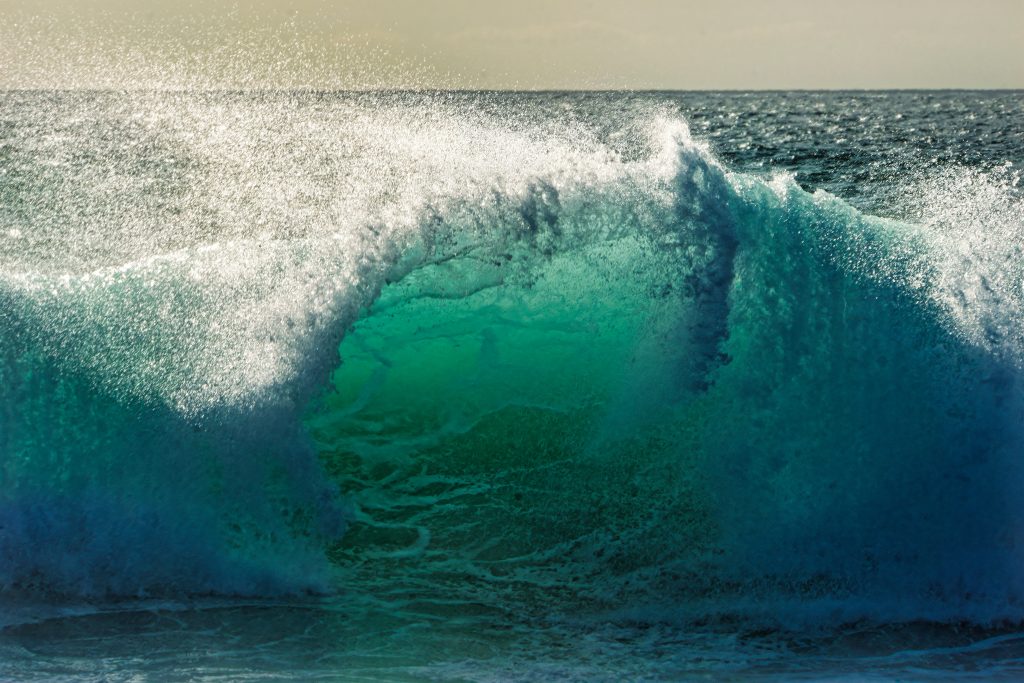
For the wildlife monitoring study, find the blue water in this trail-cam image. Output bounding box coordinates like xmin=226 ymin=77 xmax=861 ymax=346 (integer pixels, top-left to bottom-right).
xmin=1 ymin=90 xmax=1023 ymax=680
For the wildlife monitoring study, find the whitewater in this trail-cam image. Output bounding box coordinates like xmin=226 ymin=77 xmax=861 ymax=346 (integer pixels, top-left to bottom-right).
xmin=1 ymin=90 xmax=1023 ymax=680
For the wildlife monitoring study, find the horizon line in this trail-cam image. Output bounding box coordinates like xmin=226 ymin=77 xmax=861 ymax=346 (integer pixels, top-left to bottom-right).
xmin=3 ymin=87 xmax=1023 ymax=94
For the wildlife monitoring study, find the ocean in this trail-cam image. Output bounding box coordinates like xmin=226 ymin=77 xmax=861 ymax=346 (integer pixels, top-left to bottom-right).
xmin=1 ymin=90 xmax=1023 ymax=680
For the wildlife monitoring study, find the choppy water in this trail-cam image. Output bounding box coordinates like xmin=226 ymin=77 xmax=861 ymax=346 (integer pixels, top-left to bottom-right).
xmin=1 ymin=90 xmax=1023 ymax=680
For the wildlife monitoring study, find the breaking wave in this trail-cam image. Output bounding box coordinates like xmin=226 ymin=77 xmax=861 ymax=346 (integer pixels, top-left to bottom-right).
xmin=1 ymin=93 xmax=1022 ymax=628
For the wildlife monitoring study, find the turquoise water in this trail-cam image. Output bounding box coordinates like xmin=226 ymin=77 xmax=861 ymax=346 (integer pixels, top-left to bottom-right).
xmin=1 ymin=91 xmax=1023 ymax=679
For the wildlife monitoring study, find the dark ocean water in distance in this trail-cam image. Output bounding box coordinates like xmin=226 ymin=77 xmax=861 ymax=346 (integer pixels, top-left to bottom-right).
xmin=1 ymin=90 xmax=1023 ymax=680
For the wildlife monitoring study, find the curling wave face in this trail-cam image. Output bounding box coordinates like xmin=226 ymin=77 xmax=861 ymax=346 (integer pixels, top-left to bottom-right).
xmin=1 ymin=92 xmax=1022 ymax=628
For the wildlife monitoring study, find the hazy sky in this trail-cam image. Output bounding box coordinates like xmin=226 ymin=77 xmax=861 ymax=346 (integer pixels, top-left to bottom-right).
xmin=1 ymin=0 xmax=1021 ymax=89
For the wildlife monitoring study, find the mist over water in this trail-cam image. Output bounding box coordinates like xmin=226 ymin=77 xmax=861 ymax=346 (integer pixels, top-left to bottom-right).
xmin=1 ymin=90 xmax=1023 ymax=680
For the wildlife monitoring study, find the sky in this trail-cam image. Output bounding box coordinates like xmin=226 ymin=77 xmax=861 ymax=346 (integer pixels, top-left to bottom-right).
xmin=1 ymin=0 xmax=1021 ymax=89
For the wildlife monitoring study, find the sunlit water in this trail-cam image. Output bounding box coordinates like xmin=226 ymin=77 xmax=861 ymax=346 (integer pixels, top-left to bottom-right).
xmin=1 ymin=90 xmax=1023 ymax=680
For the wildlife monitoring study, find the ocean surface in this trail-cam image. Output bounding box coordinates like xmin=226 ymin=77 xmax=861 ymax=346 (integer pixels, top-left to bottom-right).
xmin=1 ymin=90 xmax=1023 ymax=680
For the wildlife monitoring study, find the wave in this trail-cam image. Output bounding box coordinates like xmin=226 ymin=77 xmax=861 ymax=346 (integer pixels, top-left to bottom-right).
xmin=1 ymin=97 xmax=1022 ymax=627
